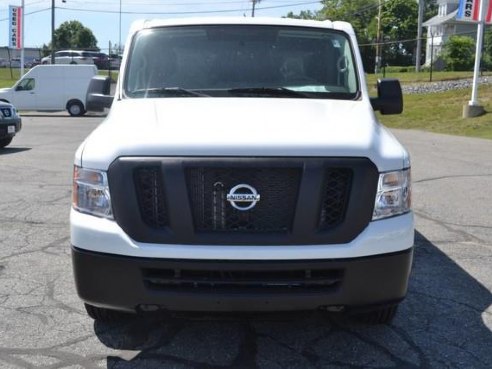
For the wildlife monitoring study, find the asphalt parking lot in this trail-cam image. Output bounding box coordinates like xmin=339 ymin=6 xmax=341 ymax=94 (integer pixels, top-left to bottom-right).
xmin=0 ymin=114 xmax=491 ymax=369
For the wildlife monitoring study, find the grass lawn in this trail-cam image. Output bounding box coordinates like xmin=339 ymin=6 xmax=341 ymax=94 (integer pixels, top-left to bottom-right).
xmin=378 ymin=84 xmax=492 ymax=140
xmin=367 ymin=71 xmax=492 ymax=85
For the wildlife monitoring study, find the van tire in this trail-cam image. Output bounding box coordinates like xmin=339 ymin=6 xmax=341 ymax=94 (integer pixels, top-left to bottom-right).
xmin=84 ymin=303 xmax=132 ymax=322
xmin=0 ymin=137 xmax=13 ymax=148
xmin=67 ymin=100 xmax=85 ymax=117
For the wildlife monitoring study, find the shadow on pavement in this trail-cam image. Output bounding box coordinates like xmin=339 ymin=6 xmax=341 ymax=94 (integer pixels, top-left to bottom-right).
xmin=0 ymin=147 xmax=31 ymax=155
xmin=20 ymin=113 xmax=105 ymax=118
xmin=94 ymin=231 xmax=492 ymax=368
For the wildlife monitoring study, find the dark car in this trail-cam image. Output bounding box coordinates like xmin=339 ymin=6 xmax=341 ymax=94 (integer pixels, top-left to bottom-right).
xmin=109 ymin=54 xmax=122 ymax=70
xmin=89 ymin=52 xmax=110 ymax=70
xmin=0 ymin=102 xmax=21 ymax=149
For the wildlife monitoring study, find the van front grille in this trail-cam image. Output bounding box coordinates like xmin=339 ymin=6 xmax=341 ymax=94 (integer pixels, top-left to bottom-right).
xmin=319 ymin=168 xmax=353 ymax=229
xmin=108 ymin=157 xmax=378 ymax=245
xmin=134 ymin=166 xmax=168 ymax=229
xmin=186 ymin=167 xmax=302 ymax=233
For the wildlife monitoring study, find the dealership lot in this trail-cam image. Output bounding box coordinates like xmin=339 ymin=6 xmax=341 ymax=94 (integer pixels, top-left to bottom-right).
xmin=0 ymin=115 xmax=491 ymax=368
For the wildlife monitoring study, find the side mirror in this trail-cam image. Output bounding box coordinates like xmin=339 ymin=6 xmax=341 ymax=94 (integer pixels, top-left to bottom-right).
xmin=370 ymin=78 xmax=403 ymax=115
xmin=86 ymin=76 xmax=113 ymax=112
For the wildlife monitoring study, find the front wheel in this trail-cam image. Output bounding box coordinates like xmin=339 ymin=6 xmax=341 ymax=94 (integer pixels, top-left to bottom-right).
xmin=0 ymin=137 xmax=13 ymax=148
xmin=67 ymin=100 xmax=85 ymax=117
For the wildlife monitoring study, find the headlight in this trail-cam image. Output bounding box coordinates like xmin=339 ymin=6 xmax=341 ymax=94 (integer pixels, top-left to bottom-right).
xmin=372 ymin=168 xmax=411 ymax=220
xmin=72 ymin=166 xmax=113 ymax=218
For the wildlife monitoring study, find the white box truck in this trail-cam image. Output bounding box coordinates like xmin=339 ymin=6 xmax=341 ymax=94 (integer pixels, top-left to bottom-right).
xmin=0 ymin=65 xmax=97 ymax=116
xmin=72 ymin=18 xmax=414 ymax=324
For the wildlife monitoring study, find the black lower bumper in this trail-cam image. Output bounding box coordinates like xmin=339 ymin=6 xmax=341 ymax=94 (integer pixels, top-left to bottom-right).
xmin=72 ymin=246 xmax=413 ymax=313
xmin=0 ymin=118 xmax=22 ymax=139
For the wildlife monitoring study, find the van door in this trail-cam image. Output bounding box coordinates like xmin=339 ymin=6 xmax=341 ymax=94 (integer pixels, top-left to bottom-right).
xmin=12 ymin=78 xmax=37 ymax=110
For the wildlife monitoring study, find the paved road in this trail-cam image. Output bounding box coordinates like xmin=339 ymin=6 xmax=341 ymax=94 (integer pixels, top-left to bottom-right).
xmin=0 ymin=115 xmax=491 ymax=368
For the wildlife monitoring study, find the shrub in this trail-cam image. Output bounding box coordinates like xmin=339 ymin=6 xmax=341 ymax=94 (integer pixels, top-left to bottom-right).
xmin=442 ymin=36 xmax=475 ymax=71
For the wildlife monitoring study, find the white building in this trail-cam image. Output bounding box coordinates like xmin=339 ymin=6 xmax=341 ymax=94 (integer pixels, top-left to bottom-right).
xmin=423 ymin=0 xmax=477 ymax=67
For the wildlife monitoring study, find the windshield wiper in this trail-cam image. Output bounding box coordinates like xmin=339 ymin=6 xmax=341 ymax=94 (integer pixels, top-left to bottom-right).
xmin=227 ymin=87 xmax=310 ymax=98
xmin=131 ymin=87 xmax=210 ymax=97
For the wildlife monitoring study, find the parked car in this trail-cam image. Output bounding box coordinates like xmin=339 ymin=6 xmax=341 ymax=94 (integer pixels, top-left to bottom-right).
xmin=109 ymin=54 xmax=122 ymax=70
xmin=9 ymin=58 xmax=22 ymax=68
xmin=22 ymin=57 xmax=41 ymax=68
xmin=40 ymin=50 xmax=94 ymax=65
xmin=0 ymin=58 xmax=8 ymax=68
xmin=0 ymin=101 xmax=21 ymax=149
xmin=88 ymin=52 xmax=110 ymax=70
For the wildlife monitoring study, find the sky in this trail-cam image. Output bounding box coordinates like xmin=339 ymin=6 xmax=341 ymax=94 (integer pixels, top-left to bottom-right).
xmin=0 ymin=0 xmax=323 ymax=52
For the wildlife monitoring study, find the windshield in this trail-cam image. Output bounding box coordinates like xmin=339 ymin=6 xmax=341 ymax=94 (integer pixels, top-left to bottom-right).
xmin=124 ymin=25 xmax=359 ymax=99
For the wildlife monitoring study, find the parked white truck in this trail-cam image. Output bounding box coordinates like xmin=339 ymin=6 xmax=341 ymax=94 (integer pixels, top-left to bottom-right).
xmin=72 ymin=17 xmax=413 ymax=324
xmin=0 ymin=65 xmax=97 ymax=116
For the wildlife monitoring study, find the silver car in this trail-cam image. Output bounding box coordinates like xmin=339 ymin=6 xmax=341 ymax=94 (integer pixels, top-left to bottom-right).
xmin=0 ymin=102 xmax=21 ymax=149
xmin=41 ymin=50 xmax=95 ymax=65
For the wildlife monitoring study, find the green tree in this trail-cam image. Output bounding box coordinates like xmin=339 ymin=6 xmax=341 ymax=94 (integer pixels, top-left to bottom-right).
xmin=53 ymin=20 xmax=98 ymax=51
xmin=285 ymin=10 xmax=320 ymax=20
xmin=380 ymin=0 xmax=418 ymax=66
xmin=442 ymin=35 xmax=475 ymax=71
xmin=318 ymin=0 xmax=379 ymax=72
xmin=482 ymin=28 xmax=492 ymax=71
xmin=287 ymin=0 xmax=437 ymax=72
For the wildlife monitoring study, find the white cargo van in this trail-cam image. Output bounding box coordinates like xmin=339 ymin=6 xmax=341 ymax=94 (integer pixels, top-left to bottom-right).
xmin=73 ymin=18 xmax=413 ymax=324
xmin=0 ymin=65 xmax=97 ymax=116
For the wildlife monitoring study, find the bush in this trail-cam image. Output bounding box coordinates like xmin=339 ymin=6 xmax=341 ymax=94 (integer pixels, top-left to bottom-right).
xmin=442 ymin=36 xmax=475 ymax=71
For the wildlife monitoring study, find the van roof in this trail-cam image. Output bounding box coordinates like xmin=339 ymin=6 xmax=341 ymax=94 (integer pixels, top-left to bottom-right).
xmin=128 ymin=17 xmax=355 ymax=37
xmin=26 ymin=64 xmax=98 ymax=76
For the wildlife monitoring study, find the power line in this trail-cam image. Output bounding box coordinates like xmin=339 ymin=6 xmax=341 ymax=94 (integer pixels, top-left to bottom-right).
xmin=0 ymin=7 xmax=51 ymax=22
xmin=56 ymin=1 xmax=321 ymax=15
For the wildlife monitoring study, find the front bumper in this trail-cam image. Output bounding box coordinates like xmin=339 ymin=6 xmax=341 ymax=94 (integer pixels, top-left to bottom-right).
xmin=0 ymin=117 xmax=21 ymax=139
xmin=72 ymin=246 xmax=413 ymax=313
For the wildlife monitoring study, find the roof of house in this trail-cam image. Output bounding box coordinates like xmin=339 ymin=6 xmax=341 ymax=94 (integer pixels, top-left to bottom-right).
xmin=423 ymin=10 xmax=462 ymax=27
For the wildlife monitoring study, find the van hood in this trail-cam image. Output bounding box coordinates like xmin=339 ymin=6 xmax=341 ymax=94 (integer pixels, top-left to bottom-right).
xmin=80 ymin=98 xmax=407 ymax=172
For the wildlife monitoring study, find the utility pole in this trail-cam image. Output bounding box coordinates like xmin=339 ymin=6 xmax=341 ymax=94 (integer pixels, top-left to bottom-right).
xmin=375 ymin=0 xmax=382 ymax=74
xmin=21 ymin=0 xmax=24 ymax=77
xmin=51 ymin=0 xmax=55 ymax=64
xmin=251 ymin=0 xmax=261 ymax=17
xmin=51 ymin=0 xmax=66 ymax=64
xmin=119 ymin=0 xmax=122 ymax=54
xmin=415 ymin=0 xmax=424 ymax=72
